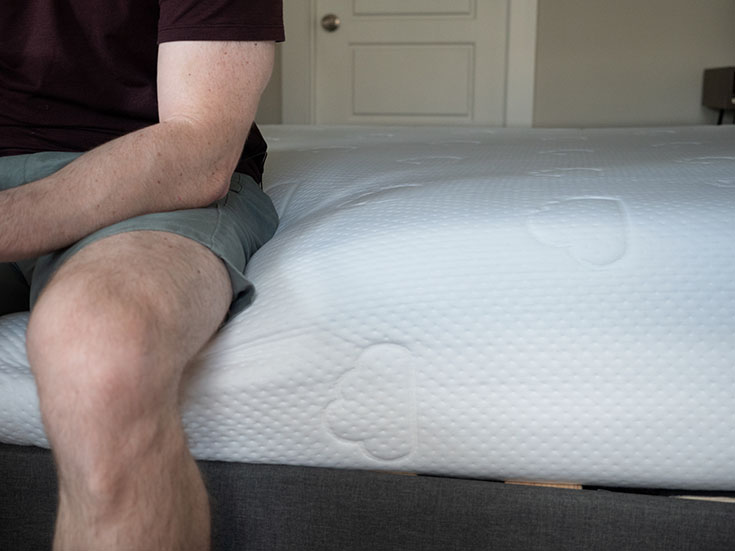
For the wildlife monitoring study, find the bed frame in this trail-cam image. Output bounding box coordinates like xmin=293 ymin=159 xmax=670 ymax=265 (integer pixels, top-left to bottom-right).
xmin=2 ymin=443 xmax=734 ymax=550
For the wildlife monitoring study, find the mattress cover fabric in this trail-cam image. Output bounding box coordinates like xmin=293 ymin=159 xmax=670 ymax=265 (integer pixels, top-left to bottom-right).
xmin=1 ymin=125 xmax=734 ymax=489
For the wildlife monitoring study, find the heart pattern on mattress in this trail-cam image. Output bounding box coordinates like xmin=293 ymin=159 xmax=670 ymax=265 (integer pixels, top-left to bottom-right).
xmin=324 ymin=343 xmax=416 ymax=462
xmin=526 ymin=197 xmax=629 ymax=267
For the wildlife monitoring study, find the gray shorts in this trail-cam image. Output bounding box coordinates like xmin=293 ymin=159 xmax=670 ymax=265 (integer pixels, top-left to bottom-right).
xmin=0 ymin=151 xmax=278 ymax=318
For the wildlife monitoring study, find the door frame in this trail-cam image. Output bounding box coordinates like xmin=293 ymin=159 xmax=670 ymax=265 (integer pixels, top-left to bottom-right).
xmin=281 ymin=0 xmax=538 ymax=127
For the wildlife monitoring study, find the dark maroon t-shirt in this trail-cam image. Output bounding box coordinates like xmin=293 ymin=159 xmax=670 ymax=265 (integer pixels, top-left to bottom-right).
xmin=0 ymin=1 xmax=284 ymax=182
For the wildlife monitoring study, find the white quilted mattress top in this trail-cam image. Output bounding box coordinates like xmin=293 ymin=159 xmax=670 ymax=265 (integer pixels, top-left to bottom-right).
xmin=1 ymin=125 xmax=734 ymax=489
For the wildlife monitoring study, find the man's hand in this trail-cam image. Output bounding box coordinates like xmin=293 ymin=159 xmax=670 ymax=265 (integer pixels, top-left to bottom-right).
xmin=0 ymin=40 xmax=274 ymax=262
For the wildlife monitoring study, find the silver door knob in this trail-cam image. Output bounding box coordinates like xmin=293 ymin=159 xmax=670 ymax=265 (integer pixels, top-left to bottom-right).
xmin=321 ymin=14 xmax=341 ymax=32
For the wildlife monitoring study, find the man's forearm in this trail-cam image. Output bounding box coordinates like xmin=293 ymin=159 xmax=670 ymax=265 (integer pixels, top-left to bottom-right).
xmin=0 ymin=118 xmax=244 ymax=262
xmin=1 ymin=39 xmax=274 ymax=262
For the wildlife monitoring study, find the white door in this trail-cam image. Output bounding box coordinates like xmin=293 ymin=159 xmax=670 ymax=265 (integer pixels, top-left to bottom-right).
xmin=281 ymin=0 xmax=537 ymax=126
xmin=313 ymin=0 xmax=508 ymax=125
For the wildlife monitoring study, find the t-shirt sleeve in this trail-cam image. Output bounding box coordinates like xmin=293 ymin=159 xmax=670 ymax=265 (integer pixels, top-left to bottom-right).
xmin=157 ymin=0 xmax=284 ymax=44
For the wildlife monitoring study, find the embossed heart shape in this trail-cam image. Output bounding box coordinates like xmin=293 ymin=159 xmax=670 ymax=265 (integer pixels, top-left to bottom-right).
xmin=325 ymin=343 xmax=416 ymax=462
xmin=527 ymin=197 xmax=629 ymax=267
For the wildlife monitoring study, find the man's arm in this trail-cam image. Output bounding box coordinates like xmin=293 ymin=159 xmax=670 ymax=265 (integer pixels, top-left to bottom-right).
xmin=0 ymin=40 xmax=274 ymax=262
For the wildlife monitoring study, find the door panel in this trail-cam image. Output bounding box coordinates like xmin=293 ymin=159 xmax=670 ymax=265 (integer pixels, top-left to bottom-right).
xmin=315 ymin=0 xmax=508 ymax=125
xmin=352 ymin=44 xmax=474 ymax=116
xmin=353 ymin=0 xmax=474 ymax=17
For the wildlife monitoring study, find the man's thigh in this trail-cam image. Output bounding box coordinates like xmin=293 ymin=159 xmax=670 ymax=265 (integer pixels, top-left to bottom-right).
xmin=32 ymin=230 xmax=233 ymax=369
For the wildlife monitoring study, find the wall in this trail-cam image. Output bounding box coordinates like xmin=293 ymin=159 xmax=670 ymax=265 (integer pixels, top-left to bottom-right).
xmin=534 ymin=0 xmax=735 ymax=127
xmin=260 ymin=0 xmax=735 ymax=127
xmin=256 ymin=46 xmax=283 ymax=124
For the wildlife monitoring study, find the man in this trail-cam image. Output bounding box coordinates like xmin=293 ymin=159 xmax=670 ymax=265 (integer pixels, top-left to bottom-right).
xmin=1 ymin=1 xmax=283 ymax=549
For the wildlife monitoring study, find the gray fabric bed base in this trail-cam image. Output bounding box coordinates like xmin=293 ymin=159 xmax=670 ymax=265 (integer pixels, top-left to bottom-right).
xmin=2 ymin=443 xmax=734 ymax=550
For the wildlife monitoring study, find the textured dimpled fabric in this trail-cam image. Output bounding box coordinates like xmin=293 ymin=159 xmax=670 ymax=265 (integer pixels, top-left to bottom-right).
xmin=1 ymin=126 xmax=734 ymax=489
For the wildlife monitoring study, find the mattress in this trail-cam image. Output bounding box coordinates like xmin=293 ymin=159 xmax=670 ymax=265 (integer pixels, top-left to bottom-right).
xmin=1 ymin=125 xmax=734 ymax=490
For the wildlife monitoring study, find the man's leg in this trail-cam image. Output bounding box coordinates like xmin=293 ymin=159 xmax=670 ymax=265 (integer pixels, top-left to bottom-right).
xmin=26 ymin=230 xmax=232 ymax=550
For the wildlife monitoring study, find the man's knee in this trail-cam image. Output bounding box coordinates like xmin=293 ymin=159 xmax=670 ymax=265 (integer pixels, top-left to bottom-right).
xmin=27 ymin=269 xmax=174 ymax=434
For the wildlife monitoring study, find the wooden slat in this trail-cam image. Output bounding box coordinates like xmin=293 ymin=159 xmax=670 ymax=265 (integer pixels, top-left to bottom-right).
xmin=505 ymin=480 xmax=583 ymax=490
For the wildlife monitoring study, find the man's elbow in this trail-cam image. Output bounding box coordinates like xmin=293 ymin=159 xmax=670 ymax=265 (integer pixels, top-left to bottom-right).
xmin=201 ymin=143 xmax=244 ymax=205
xmin=206 ymin=173 xmax=231 ymax=204
xmin=161 ymin=116 xmax=245 ymax=206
